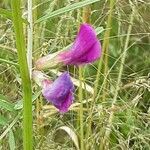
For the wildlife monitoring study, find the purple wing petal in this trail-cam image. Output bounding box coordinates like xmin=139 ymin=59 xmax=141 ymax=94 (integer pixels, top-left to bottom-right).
xmin=42 ymin=72 xmax=74 ymax=112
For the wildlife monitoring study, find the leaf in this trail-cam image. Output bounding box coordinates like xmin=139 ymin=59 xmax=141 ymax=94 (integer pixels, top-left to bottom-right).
xmin=0 ymin=113 xmax=21 ymax=140
xmin=95 ymin=26 xmax=104 ymax=35
xmin=0 ymin=8 xmax=29 ymax=25
xmin=36 ymin=0 xmax=100 ymax=23
xmin=0 ymin=58 xmax=19 ymax=67
xmin=0 ymin=115 xmax=8 ymax=126
xmin=9 ymin=130 xmax=16 ymax=150
xmin=0 ymin=8 xmax=12 ymax=20
xmin=14 ymin=91 xmax=41 ymax=110
xmin=55 ymin=126 xmax=79 ymax=150
xmin=0 ymin=94 xmax=15 ymax=111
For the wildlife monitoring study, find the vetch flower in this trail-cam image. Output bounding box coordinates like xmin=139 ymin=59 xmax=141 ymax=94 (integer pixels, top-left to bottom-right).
xmin=58 ymin=23 xmax=101 ymax=65
xmin=42 ymin=72 xmax=74 ymax=113
xmin=35 ymin=23 xmax=101 ymax=69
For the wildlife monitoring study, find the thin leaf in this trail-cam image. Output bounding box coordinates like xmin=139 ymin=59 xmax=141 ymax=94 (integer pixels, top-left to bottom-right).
xmin=36 ymin=0 xmax=100 ymax=23
xmin=0 ymin=8 xmax=29 ymax=24
xmin=0 ymin=58 xmax=19 ymax=67
xmin=0 ymin=115 xmax=8 ymax=126
xmin=95 ymin=26 xmax=105 ymax=35
xmin=0 ymin=8 xmax=12 ymax=20
xmin=0 ymin=94 xmax=15 ymax=112
xmin=0 ymin=113 xmax=21 ymax=140
xmin=14 ymin=91 xmax=41 ymax=110
xmin=9 ymin=130 xmax=16 ymax=150
xmin=56 ymin=126 xmax=79 ymax=150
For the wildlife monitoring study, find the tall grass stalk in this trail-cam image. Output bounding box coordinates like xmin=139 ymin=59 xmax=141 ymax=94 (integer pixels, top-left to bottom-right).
xmin=78 ymin=67 xmax=84 ymax=150
xmin=87 ymin=0 xmax=115 ymax=142
xmin=11 ymin=0 xmax=33 ymax=149
xmin=100 ymin=0 xmax=115 ymax=101
xmin=101 ymin=4 xmax=136 ymax=150
xmin=96 ymin=0 xmax=115 ymax=102
xmin=27 ymin=0 xmax=33 ymax=78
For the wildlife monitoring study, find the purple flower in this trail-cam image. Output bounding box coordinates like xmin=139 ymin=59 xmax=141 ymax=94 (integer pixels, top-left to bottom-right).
xmin=58 ymin=23 xmax=101 ymax=65
xmin=42 ymin=72 xmax=74 ymax=113
xmin=35 ymin=23 xmax=101 ymax=70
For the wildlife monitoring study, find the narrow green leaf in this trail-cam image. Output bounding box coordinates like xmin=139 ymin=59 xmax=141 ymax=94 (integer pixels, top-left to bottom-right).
xmin=0 ymin=113 xmax=21 ymax=140
xmin=0 ymin=8 xmax=29 ymax=25
xmin=0 ymin=94 xmax=14 ymax=111
xmin=0 ymin=115 xmax=8 ymax=126
xmin=9 ymin=130 xmax=16 ymax=150
xmin=0 ymin=58 xmax=19 ymax=67
xmin=0 ymin=8 xmax=12 ymax=20
xmin=36 ymin=0 xmax=100 ymax=23
xmin=55 ymin=126 xmax=79 ymax=150
xmin=95 ymin=27 xmax=104 ymax=35
xmin=14 ymin=91 xmax=41 ymax=110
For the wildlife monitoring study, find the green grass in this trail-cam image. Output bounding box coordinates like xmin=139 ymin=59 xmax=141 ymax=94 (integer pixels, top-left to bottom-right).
xmin=0 ymin=0 xmax=150 ymax=150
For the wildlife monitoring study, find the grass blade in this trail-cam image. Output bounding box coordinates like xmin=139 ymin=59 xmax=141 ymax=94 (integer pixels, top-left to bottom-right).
xmin=9 ymin=130 xmax=16 ymax=150
xmin=35 ymin=0 xmax=100 ymax=23
xmin=0 ymin=94 xmax=15 ymax=111
xmin=0 ymin=8 xmax=12 ymax=20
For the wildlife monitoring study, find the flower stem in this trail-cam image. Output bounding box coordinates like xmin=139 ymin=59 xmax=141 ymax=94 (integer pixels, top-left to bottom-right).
xmin=79 ymin=67 xmax=84 ymax=150
xmin=11 ymin=0 xmax=33 ymax=150
xmin=100 ymin=4 xmax=136 ymax=150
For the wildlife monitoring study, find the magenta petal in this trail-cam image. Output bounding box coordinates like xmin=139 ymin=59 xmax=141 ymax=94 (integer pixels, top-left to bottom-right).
xmin=58 ymin=23 xmax=101 ymax=65
xmin=69 ymin=40 xmax=101 ymax=65
xmin=42 ymin=72 xmax=74 ymax=113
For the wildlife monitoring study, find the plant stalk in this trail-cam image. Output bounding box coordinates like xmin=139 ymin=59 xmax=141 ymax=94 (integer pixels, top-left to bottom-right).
xmin=11 ymin=0 xmax=33 ymax=149
xmin=79 ymin=67 xmax=84 ymax=150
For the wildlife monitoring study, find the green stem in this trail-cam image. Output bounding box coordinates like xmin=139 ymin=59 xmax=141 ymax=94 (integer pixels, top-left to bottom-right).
xmin=79 ymin=67 xmax=84 ymax=150
xmin=11 ymin=0 xmax=33 ymax=150
xmin=101 ymin=4 xmax=135 ymax=150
